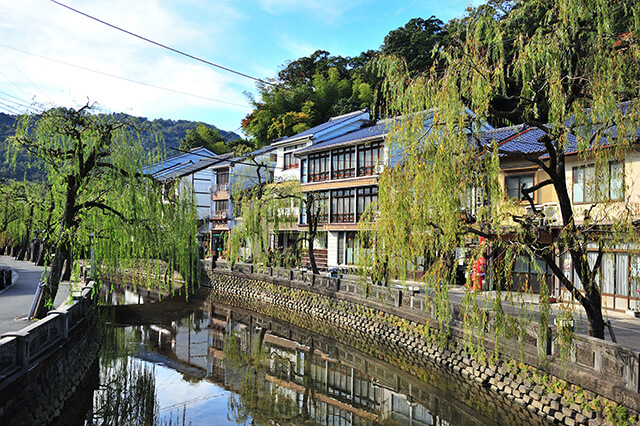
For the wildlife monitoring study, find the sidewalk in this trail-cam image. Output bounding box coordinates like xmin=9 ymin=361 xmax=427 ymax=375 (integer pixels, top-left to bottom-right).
xmin=0 ymin=255 xmax=70 ymax=336
xmin=447 ymin=286 xmax=640 ymax=352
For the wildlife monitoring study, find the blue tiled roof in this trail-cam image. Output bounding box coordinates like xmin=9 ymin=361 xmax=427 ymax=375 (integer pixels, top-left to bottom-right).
xmin=295 ymin=121 xmax=388 ymax=155
xmin=146 ymin=147 xmax=218 ymax=175
xmin=211 ymin=145 xmax=277 ymax=168
xmin=275 ymin=109 xmax=369 ymax=144
xmin=480 ymin=121 xmax=640 ymax=160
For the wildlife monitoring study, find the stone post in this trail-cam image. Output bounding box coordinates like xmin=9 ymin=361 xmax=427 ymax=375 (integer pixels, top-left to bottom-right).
xmin=1 ymin=331 xmax=29 ymax=367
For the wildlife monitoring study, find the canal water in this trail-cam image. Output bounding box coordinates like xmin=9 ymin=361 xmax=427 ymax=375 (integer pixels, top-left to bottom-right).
xmin=74 ymin=285 xmax=550 ymax=425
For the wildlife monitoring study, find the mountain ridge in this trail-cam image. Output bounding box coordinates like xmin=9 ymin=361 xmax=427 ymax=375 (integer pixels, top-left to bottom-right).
xmin=0 ymin=111 xmax=240 ymax=181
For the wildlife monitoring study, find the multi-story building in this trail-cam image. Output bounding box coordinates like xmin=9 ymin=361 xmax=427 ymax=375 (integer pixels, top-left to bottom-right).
xmin=265 ymin=109 xmax=372 ymax=260
xmin=148 ymin=147 xmax=230 ymax=238
xmin=485 ymin=123 xmax=640 ymax=312
xmin=294 ymin=120 xmax=389 ymax=268
xmin=209 ymin=145 xmax=277 ymax=256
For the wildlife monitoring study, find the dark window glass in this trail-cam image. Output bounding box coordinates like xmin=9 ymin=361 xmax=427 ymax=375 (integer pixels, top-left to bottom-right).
xmin=331 ymin=147 xmax=355 ymax=179
xmin=358 ymin=143 xmax=382 ymax=176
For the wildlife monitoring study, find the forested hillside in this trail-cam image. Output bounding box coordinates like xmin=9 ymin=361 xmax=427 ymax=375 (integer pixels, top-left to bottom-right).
xmin=0 ymin=112 xmax=240 ymax=181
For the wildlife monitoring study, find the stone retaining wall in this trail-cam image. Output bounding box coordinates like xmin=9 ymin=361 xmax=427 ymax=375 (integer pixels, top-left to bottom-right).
xmin=0 ymin=285 xmax=101 ymax=426
xmin=206 ymin=262 xmax=640 ymax=425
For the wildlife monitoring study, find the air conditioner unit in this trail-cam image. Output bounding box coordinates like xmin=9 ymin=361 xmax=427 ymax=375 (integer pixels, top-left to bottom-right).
xmin=375 ymin=164 xmax=384 ymax=174
xmin=222 ymin=211 xmax=228 ymax=219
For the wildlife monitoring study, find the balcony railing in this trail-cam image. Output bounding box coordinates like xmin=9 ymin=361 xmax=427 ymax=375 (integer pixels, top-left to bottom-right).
xmin=331 ymin=213 xmax=355 ymax=223
xmin=212 ymin=183 xmax=229 ymax=193
xmin=211 ymin=210 xmax=229 ymax=220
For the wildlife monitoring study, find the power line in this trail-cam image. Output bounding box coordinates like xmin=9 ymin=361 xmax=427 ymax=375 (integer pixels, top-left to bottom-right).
xmin=50 ymin=0 xmax=279 ymax=89
xmin=0 ymin=51 xmax=55 ymax=105
xmin=0 ymin=101 xmax=21 ymax=115
xmin=0 ymin=44 xmax=250 ymax=109
xmin=0 ymin=91 xmax=44 ymax=113
xmin=49 ymin=0 xmax=338 ymax=107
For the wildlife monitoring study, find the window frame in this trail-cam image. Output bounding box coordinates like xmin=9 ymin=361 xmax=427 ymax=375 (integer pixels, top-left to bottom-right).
xmin=331 ymin=189 xmax=355 ymax=223
xmin=331 ymin=147 xmax=356 ymax=180
xmin=356 ymin=186 xmax=378 ymax=221
xmin=283 ymin=144 xmax=303 ymax=170
xmin=357 ymin=142 xmax=382 ymax=176
xmin=308 ymin=152 xmax=330 ymax=182
xmin=505 ymin=173 xmax=535 ymax=201
xmin=572 ymin=161 xmax=624 ymax=204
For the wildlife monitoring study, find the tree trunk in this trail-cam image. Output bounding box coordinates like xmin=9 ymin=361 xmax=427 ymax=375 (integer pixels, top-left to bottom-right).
xmin=61 ymin=249 xmax=73 ymax=281
xmin=583 ymin=288 xmax=605 ymax=339
xmin=33 ymin=243 xmax=67 ymax=319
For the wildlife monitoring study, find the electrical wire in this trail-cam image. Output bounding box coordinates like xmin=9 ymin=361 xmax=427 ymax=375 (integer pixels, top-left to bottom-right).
xmin=0 ymin=44 xmax=250 ymax=109
xmin=49 ymin=0 xmax=338 ymax=106
xmin=50 ymin=0 xmax=279 ymax=88
xmin=0 ymin=101 xmax=21 ymax=115
xmin=0 ymin=98 xmax=42 ymax=114
xmin=0 ymin=51 xmax=56 ymax=105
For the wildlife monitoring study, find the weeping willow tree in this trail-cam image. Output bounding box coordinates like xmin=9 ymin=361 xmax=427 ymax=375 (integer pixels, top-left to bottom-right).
xmin=365 ymin=0 xmax=640 ymax=340
xmin=8 ymin=104 xmax=199 ymax=318
xmin=229 ymin=177 xmax=324 ymax=275
xmin=0 ymin=180 xmax=48 ymax=258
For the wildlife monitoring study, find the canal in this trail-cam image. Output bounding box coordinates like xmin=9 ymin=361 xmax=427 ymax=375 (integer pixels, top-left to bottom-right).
xmin=68 ymin=285 xmax=551 ymax=425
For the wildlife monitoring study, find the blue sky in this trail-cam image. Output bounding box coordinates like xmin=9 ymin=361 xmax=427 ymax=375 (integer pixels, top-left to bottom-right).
xmin=0 ymin=0 xmax=483 ymax=135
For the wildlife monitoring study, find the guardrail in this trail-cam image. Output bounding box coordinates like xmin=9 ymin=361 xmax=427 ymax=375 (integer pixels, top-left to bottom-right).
xmin=0 ymin=284 xmax=95 ymax=383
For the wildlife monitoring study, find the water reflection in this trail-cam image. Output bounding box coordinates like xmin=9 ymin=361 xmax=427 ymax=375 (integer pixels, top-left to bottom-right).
xmin=87 ymin=286 xmax=548 ymax=425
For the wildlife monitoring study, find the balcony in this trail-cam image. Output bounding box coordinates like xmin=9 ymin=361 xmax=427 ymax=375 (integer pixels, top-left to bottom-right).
xmin=211 ymin=210 xmax=229 ymax=220
xmin=331 ymin=213 xmax=355 ymax=223
xmin=211 ymin=183 xmax=229 ymax=193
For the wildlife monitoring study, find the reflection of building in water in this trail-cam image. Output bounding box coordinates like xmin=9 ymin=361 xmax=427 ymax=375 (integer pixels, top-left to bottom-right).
xmin=262 ymin=333 xmax=444 ymax=425
xmin=135 ymin=304 xmax=487 ymax=425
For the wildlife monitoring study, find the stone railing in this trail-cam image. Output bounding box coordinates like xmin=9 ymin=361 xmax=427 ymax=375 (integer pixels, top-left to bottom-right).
xmin=205 ymin=260 xmax=640 ymax=415
xmin=0 ymin=284 xmax=96 ymax=384
xmin=0 ymin=284 xmax=101 ymax=425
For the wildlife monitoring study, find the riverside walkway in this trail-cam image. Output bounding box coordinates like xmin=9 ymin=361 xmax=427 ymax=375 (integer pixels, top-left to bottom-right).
xmin=0 ymin=255 xmax=70 ymax=335
xmin=1 ymin=254 xmax=638 ymax=352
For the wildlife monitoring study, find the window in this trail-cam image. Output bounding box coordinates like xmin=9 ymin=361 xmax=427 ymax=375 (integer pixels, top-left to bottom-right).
xmin=358 ymin=143 xmax=382 ymax=176
xmin=214 ymin=170 xmax=229 ymax=191
xmin=573 ymin=162 xmax=624 ymax=203
xmin=212 ymin=200 xmax=228 ymax=219
xmin=331 ymin=147 xmax=355 ymax=179
xmin=357 ymin=186 xmax=378 ymax=221
xmin=337 ymin=231 xmax=357 ymax=265
xmin=331 ymin=189 xmax=355 ymax=223
xmin=505 ymin=174 xmax=534 ymax=200
xmin=300 ymin=159 xmax=308 ymax=183
xmin=309 ymin=152 xmax=330 ymax=182
xmin=283 ymin=144 xmax=303 ymax=170
xmin=301 ymin=191 xmax=328 ymax=224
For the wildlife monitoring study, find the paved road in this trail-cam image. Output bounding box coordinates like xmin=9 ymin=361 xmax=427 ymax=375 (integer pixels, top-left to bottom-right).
xmin=2 ymin=255 xmax=638 ymax=353
xmin=0 ymin=255 xmax=70 ymax=336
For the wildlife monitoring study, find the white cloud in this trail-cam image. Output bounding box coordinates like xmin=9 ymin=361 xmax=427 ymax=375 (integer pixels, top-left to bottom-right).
xmin=256 ymin=0 xmax=372 ymax=23
xmin=0 ymin=0 xmax=252 ymax=128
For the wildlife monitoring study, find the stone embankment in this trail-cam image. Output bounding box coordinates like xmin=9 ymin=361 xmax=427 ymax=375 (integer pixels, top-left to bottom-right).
xmin=205 ymin=261 xmax=640 ymax=425
xmin=0 ymin=285 xmax=101 ymax=426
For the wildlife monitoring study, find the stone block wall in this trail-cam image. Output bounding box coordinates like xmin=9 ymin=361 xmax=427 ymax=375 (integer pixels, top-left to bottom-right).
xmin=0 ymin=287 xmax=101 ymax=426
xmin=205 ymin=266 xmax=640 ymax=425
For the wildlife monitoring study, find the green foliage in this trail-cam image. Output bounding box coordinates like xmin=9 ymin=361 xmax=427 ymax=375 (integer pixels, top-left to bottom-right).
xmin=0 ymin=111 xmax=239 ymax=182
xmin=242 ymin=50 xmax=379 ymax=146
xmin=7 ymin=104 xmax=199 ymax=316
xmin=179 ymin=123 xmax=229 ymax=154
xmin=364 ymin=0 xmax=640 ymax=357
xmin=229 ymin=180 xmax=302 ymax=268
xmin=381 ymin=17 xmax=446 ymax=74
